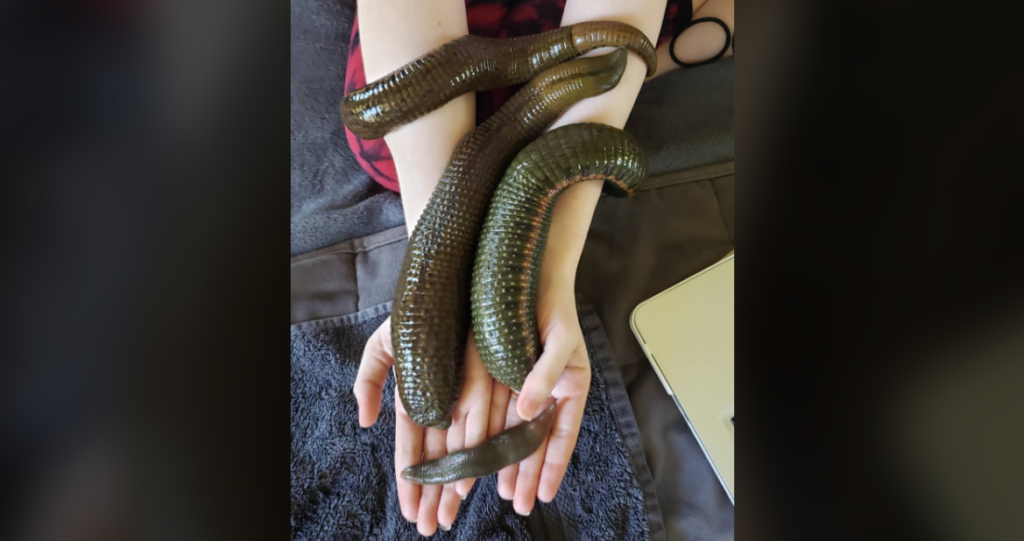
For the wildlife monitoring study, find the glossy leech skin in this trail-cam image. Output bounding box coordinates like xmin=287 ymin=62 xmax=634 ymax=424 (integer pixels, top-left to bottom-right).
xmin=472 ymin=124 xmax=647 ymax=391
xmin=401 ymin=402 xmax=558 ymax=484
xmin=340 ymin=21 xmax=657 ymax=140
xmin=390 ymin=50 xmax=632 ymax=429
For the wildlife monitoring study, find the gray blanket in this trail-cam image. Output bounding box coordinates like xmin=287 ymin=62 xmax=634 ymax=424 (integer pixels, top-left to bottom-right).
xmin=291 ymin=301 xmax=663 ymax=540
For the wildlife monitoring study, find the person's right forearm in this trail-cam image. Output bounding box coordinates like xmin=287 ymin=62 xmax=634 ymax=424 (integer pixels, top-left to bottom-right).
xmin=356 ymin=0 xmax=475 ymax=233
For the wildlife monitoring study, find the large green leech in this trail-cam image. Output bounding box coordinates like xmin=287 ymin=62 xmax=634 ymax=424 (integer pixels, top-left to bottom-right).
xmin=340 ymin=21 xmax=657 ymax=140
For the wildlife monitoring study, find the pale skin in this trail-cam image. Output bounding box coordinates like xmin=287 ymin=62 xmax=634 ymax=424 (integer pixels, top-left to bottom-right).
xmin=353 ymin=0 xmax=733 ymax=535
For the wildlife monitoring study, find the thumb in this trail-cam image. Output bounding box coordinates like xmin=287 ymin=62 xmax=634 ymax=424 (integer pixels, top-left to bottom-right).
xmin=354 ymin=318 xmax=394 ymax=427
xmin=517 ymin=320 xmax=578 ymax=421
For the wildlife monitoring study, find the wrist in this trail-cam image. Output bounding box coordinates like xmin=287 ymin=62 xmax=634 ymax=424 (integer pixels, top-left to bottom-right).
xmin=541 ymin=180 xmax=603 ymax=285
xmin=388 ymin=96 xmax=476 ymax=232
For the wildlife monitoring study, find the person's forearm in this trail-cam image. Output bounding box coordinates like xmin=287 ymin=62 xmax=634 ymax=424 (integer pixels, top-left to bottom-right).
xmin=356 ymin=0 xmax=474 ymax=233
xmin=540 ymin=0 xmax=667 ymax=289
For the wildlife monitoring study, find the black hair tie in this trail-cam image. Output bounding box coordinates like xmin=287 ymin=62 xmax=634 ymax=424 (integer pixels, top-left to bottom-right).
xmin=669 ymin=17 xmax=732 ymax=68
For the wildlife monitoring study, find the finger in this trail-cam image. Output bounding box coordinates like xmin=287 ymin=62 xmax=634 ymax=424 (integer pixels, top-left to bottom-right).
xmin=416 ymin=427 xmax=447 ymax=536
xmin=651 ymin=0 xmax=734 ymax=79
xmin=445 ymin=410 xmax=466 ymax=467
xmin=455 ymin=338 xmax=492 ymax=499
xmin=394 ymin=387 xmax=422 ymax=523
xmin=354 ymin=319 xmax=394 ymax=427
xmin=518 ymin=320 xmax=578 ymax=421
xmin=497 ymin=392 xmax=522 ymax=501
xmin=444 ymin=411 xmax=468 ymax=504
xmin=537 ymin=392 xmax=588 ymax=502
xmin=513 ymin=424 xmax=551 ymax=516
xmin=488 ymin=383 xmax=511 ymax=438
xmin=551 ymin=341 xmax=592 ymax=399
xmin=437 ymin=484 xmax=461 ymax=532
xmin=454 ymin=396 xmax=490 ymax=498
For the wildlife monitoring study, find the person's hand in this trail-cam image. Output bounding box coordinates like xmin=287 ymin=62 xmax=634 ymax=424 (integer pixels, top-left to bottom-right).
xmin=354 ymin=317 xmax=493 ymax=536
xmin=354 ymin=208 xmax=598 ymax=527
xmin=487 ymin=291 xmax=592 ymax=516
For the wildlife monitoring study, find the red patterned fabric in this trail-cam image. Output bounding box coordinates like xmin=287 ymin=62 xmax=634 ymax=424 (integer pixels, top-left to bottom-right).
xmin=344 ymin=0 xmax=693 ymax=193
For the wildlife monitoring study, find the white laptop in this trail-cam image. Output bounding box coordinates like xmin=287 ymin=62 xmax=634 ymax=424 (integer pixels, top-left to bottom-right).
xmin=630 ymin=252 xmax=734 ymax=503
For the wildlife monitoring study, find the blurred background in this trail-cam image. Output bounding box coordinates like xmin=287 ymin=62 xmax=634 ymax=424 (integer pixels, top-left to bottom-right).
xmin=2 ymin=1 xmax=289 ymax=539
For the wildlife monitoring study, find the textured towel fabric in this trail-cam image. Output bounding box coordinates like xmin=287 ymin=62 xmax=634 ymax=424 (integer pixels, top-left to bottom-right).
xmin=290 ymin=301 xmax=664 ymax=541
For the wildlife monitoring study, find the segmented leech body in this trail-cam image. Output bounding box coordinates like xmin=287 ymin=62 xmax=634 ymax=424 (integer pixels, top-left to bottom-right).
xmin=401 ymin=403 xmax=557 ymax=484
xmin=340 ymin=21 xmax=656 ymax=140
xmin=472 ymin=124 xmax=647 ymax=391
xmin=390 ymin=50 xmax=630 ymax=429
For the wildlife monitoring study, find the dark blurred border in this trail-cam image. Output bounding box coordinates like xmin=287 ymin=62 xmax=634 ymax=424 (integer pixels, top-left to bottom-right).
xmin=2 ymin=0 xmax=1022 ymax=540
xmin=738 ymin=1 xmax=1024 ymax=540
xmin=2 ymin=0 xmax=290 ymax=539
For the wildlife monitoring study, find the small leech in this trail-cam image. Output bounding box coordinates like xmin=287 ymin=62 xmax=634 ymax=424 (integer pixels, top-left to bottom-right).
xmin=401 ymin=402 xmax=558 ymax=484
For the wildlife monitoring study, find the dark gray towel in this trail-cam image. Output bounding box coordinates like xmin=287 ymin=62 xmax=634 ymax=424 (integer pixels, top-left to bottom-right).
xmin=290 ymin=301 xmax=664 ymax=540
